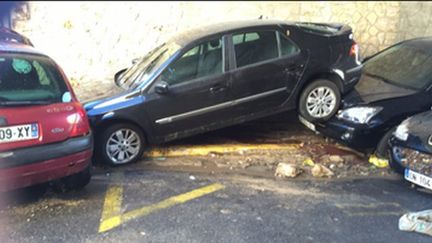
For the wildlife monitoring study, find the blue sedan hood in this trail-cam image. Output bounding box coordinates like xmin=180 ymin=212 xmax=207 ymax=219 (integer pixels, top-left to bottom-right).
xmin=83 ymin=82 xmax=127 ymax=110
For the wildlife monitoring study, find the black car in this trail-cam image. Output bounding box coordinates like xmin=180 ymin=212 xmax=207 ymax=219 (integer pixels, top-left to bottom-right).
xmin=300 ymin=37 xmax=432 ymax=158
xmin=389 ymin=110 xmax=432 ymax=190
xmin=85 ymin=20 xmax=361 ymax=165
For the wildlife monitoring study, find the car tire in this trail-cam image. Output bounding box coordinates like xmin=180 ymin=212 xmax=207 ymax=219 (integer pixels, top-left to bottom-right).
xmin=56 ymin=165 xmax=92 ymax=192
xmin=299 ymin=79 xmax=341 ymax=122
xmin=97 ymin=123 xmax=145 ymax=166
xmin=388 ymin=153 xmax=405 ymax=175
xmin=375 ymin=127 xmax=396 ymax=159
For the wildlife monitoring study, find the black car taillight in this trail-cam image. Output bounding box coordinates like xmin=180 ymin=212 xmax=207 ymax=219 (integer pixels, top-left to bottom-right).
xmin=349 ymin=42 xmax=359 ymax=57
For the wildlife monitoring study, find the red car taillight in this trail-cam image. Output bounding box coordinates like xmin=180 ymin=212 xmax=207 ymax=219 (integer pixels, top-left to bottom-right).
xmin=67 ymin=104 xmax=90 ymax=137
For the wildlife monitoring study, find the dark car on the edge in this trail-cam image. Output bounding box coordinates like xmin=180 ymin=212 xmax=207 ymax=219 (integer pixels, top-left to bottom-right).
xmin=299 ymin=37 xmax=432 ymax=158
xmin=389 ymin=110 xmax=432 ymax=190
xmin=85 ymin=20 xmax=361 ymax=165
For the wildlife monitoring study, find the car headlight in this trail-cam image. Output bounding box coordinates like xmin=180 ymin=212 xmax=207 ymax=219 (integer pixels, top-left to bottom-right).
xmin=337 ymin=107 xmax=383 ymax=124
xmin=394 ymin=119 xmax=410 ymax=141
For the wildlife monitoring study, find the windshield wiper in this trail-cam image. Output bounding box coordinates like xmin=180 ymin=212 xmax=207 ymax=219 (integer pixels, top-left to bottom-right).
xmin=0 ymin=100 xmax=54 ymax=107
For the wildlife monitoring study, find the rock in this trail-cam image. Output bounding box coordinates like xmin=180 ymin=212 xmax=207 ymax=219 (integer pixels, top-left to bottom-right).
xmin=329 ymin=155 xmax=344 ymax=163
xmin=274 ymin=163 xmax=302 ymax=178
xmin=311 ymin=164 xmax=334 ymax=177
xmin=220 ymin=209 xmax=232 ymax=214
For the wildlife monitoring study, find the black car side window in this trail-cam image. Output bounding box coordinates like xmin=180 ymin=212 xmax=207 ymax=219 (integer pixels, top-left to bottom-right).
xmin=161 ymin=38 xmax=223 ymax=86
xmin=232 ymin=31 xmax=278 ymax=68
xmin=278 ymin=32 xmax=300 ymax=56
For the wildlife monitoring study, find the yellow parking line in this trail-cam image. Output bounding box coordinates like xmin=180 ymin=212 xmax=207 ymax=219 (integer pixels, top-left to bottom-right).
xmin=99 ymin=174 xmax=124 ymax=233
xmin=144 ymin=143 xmax=300 ymax=158
xmin=98 ymin=183 xmax=225 ymax=233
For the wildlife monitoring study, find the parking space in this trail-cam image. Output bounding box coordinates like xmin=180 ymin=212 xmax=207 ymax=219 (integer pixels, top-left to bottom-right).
xmin=0 ymin=112 xmax=428 ymax=242
xmin=1 ymin=168 xmax=432 ymax=242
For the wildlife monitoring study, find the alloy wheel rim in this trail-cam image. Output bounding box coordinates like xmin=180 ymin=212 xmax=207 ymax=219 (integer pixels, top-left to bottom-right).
xmin=306 ymin=86 xmax=337 ymax=118
xmin=106 ymin=128 xmax=141 ymax=164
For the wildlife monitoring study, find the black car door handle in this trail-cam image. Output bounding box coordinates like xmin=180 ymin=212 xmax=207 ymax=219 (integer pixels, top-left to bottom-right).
xmin=285 ymin=64 xmax=304 ymax=72
xmin=209 ymin=85 xmax=227 ymax=94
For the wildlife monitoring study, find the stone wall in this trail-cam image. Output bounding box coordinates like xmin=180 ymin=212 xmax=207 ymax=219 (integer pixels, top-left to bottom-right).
xmin=10 ymin=1 xmax=432 ymax=101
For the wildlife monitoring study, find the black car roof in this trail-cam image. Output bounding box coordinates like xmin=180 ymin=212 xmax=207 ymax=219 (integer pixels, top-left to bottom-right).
xmin=170 ymin=20 xmax=293 ymax=46
xmin=403 ymin=37 xmax=432 ymax=49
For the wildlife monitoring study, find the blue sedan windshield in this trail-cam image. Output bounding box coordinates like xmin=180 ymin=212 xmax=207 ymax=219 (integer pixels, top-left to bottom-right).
xmin=118 ymin=42 xmax=181 ymax=90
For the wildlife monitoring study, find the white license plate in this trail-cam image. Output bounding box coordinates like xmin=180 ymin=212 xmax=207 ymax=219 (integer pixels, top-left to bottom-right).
xmin=0 ymin=123 xmax=39 ymax=143
xmin=405 ymin=168 xmax=432 ymax=190
xmin=298 ymin=115 xmax=316 ymax=131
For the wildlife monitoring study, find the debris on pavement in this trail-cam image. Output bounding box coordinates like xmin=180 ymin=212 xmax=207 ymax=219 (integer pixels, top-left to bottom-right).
xmin=189 ymin=175 xmax=196 ymax=180
xmin=303 ymin=158 xmax=315 ymax=167
xmin=311 ymin=164 xmax=334 ymax=177
xmin=319 ymin=154 xmax=344 ymax=164
xmin=220 ymin=209 xmax=233 ymax=214
xmin=399 ymin=209 xmax=432 ymax=237
xmin=329 ymin=155 xmax=344 ymax=163
xmin=275 ymin=163 xmax=302 ymax=178
xmin=369 ymin=155 xmax=389 ymax=168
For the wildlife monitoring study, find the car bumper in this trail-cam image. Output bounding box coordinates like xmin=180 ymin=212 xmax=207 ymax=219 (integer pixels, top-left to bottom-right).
xmin=389 ymin=137 xmax=432 ymax=175
xmin=0 ymin=134 xmax=93 ymax=192
xmin=301 ymin=116 xmax=383 ymax=150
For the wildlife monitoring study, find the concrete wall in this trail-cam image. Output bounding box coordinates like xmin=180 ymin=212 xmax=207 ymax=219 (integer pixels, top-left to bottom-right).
xmin=10 ymin=1 xmax=432 ymax=101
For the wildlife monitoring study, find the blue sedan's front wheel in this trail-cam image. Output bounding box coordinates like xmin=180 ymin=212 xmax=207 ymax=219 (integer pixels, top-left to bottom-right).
xmin=97 ymin=123 xmax=145 ymax=166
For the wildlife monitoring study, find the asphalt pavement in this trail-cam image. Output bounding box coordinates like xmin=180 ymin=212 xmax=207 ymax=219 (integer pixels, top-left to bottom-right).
xmin=1 ymin=112 xmax=431 ymax=242
xmin=1 ymin=168 xmax=432 ymax=243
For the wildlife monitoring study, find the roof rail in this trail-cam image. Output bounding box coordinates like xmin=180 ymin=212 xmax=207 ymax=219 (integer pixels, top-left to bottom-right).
xmin=0 ymin=27 xmax=34 ymax=47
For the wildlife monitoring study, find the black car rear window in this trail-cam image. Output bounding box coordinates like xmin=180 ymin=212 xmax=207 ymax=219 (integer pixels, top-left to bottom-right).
xmin=0 ymin=53 xmax=69 ymax=103
xmin=363 ymin=44 xmax=432 ymax=90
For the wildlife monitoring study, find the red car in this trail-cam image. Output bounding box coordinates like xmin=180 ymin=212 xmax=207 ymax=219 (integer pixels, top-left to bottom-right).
xmin=0 ymin=29 xmax=93 ymax=192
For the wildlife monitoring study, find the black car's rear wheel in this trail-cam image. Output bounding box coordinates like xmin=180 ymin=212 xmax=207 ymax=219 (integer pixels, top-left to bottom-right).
xmin=299 ymin=79 xmax=341 ymax=122
xmin=97 ymin=123 xmax=145 ymax=166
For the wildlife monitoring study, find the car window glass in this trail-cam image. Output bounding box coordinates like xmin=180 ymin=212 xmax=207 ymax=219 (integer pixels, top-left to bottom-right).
xmin=233 ymin=33 xmax=260 ymax=45
xmin=363 ymin=44 xmax=432 ymax=90
xmin=118 ymin=42 xmax=181 ymax=90
xmin=279 ymin=32 xmax=300 ymax=56
xmin=183 ymin=46 xmax=200 ymax=57
xmin=245 ymin=33 xmax=259 ymax=42
xmin=161 ymin=37 xmax=223 ymax=85
xmin=233 ymin=31 xmax=278 ymax=68
xmin=0 ymin=54 xmax=68 ymax=103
